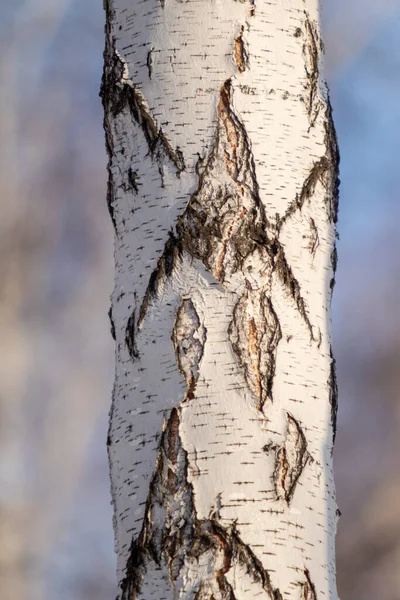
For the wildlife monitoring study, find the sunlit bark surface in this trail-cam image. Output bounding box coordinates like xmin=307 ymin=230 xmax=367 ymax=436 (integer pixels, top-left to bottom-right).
xmin=102 ymin=0 xmax=340 ymax=598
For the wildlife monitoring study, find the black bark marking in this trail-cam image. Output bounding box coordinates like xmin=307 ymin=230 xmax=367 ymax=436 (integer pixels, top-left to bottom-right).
xmin=108 ymin=306 xmax=116 ymax=341
xmin=101 ymin=5 xmax=125 ymax=237
xmin=172 ymin=298 xmax=207 ymax=402
xmin=177 ymin=78 xmax=269 ymax=283
xmin=330 ymin=245 xmax=338 ymax=293
xmin=137 ymin=231 xmax=182 ymax=327
xmin=328 ymin=345 xmax=338 ymax=447
xmin=272 ymin=244 xmax=314 ymax=340
xmin=146 ymin=48 xmax=154 ymax=80
xmin=308 ymin=217 xmax=319 ymax=255
xmin=126 ymin=310 xmax=140 ymax=361
xmin=114 ymin=82 xmax=185 ymax=176
xmin=229 ymin=288 xmax=281 ymax=410
xmin=301 ymin=569 xmax=317 ymax=600
xmin=120 ymin=409 xmax=281 ymax=599
xmin=274 ymin=414 xmax=309 ymax=504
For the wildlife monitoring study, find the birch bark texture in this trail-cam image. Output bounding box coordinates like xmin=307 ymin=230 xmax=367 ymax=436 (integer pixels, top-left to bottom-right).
xmin=102 ymin=0 xmax=340 ymax=598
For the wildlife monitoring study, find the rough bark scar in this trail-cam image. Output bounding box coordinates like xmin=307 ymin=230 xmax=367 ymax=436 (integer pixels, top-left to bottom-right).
xmin=274 ymin=414 xmax=309 ymax=504
xmin=229 ymin=288 xmax=281 ymax=410
xmin=300 ymin=569 xmax=317 ymax=600
xmin=172 ymin=298 xmax=207 ymax=402
xmin=234 ymin=26 xmax=249 ymax=73
xmin=120 ymin=409 xmax=282 ymax=600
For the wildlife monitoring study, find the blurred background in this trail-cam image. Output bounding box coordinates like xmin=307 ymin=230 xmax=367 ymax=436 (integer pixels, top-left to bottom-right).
xmin=0 ymin=1 xmax=399 ymax=598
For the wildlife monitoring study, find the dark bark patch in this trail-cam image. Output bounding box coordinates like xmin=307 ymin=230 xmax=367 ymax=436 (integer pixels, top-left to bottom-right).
xmin=328 ymin=345 xmax=338 ymax=447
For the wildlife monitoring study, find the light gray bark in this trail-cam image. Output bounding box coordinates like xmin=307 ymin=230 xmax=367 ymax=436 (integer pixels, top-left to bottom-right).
xmin=102 ymin=0 xmax=340 ymax=598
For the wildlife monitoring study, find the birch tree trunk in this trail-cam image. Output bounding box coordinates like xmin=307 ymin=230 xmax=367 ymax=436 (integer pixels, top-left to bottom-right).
xmin=102 ymin=0 xmax=340 ymax=598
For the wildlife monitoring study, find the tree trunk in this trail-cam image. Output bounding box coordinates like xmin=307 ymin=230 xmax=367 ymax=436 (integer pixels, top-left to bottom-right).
xmin=102 ymin=0 xmax=340 ymax=598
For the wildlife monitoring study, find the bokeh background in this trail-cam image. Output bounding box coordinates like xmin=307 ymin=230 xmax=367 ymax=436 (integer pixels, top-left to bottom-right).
xmin=1 ymin=1 xmax=400 ymax=598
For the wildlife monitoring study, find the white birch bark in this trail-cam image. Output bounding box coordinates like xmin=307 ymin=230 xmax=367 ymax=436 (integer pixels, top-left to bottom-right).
xmin=102 ymin=0 xmax=340 ymax=598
